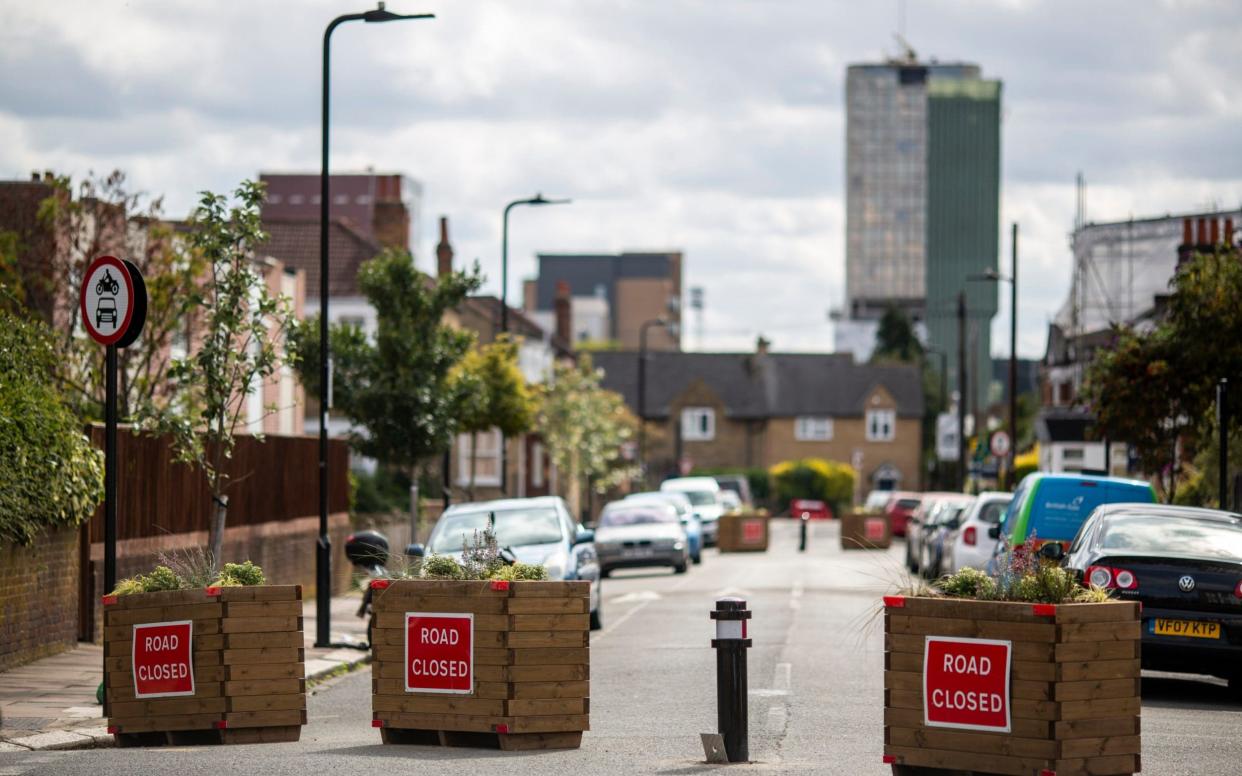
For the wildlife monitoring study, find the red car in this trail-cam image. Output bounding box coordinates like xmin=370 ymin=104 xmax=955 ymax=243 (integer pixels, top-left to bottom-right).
xmin=883 ymin=492 xmax=922 ymax=538
xmin=790 ymin=499 xmax=832 ymax=520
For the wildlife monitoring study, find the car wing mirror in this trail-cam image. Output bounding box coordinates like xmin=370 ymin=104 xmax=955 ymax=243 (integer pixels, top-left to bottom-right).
xmin=1039 ymin=542 xmax=1065 ymax=562
xmin=575 ymin=528 xmax=595 ymax=545
xmin=987 ymin=525 xmax=1000 ymax=540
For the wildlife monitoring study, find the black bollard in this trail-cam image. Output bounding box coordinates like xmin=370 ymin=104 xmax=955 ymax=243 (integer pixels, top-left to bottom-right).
xmin=799 ymin=512 xmax=809 ymax=552
xmin=710 ymin=597 xmax=752 ymax=763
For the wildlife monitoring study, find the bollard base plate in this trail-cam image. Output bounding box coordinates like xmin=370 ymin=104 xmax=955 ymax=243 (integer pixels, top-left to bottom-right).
xmin=701 ymin=733 xmax=729 ymax=763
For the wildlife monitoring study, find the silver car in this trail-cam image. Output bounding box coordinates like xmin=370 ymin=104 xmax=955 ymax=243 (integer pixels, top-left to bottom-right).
xmin=594 ymin=500 xmax=690 ymax=577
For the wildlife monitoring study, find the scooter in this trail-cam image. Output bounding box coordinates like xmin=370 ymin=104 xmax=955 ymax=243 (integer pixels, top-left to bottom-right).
xmin=344 ymin=530 xmax=390 ymax=648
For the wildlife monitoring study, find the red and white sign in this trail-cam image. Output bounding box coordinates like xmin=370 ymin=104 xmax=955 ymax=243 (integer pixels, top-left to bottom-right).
xmin=864 ymin=516 xmax=887 ymax=542
xmin=990 ymin=431 xmax=1012 ymax=459
xmin=741 ymin=518 xmax=764 ymax=544
xmin=80 ymin=256 xmax=136 ymax=346
xmin=923 ymin=636 xmax=1011 ymax=732
xmin=405 ymin=612 xmax=473 ymax=694
xmin=132 ymin=620 xmax=195 ymax=699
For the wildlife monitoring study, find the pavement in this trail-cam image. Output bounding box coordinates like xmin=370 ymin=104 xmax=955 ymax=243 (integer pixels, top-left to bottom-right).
xmin=2 ymin=521 xmax=1242 ymax=773
xmin=0 ymin=592 xmax=371 ymax=752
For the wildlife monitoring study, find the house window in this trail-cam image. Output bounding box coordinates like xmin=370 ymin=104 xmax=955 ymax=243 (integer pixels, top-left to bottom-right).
xmin=865 ymin=409 xmax=896 ymax=442
xmin=1062 ymin=447 xmax=1084 ymax=462
xmin=456 ymin=429 xmax=502 ymax=486
xmin=795 ymin=416 xmax=833 ymax=441
xmin=531 ymin=442 xmax=545 ymax=488
xmin=681 ymin=407 xmax=715 ymax=442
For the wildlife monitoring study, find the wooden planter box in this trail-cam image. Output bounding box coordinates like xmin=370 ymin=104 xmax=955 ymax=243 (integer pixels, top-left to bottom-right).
xmin=840 ymin=511 xmax=892 ymax=550
xmin=371 ymin=579 xmax=590 ymax=751
xmin=716 ymin=512 xmax=769 ymax=552
xmin=883 ymin=596 xmax=1141 ymax=776
xmin=103 ymin=585 xmax=306 ymax=745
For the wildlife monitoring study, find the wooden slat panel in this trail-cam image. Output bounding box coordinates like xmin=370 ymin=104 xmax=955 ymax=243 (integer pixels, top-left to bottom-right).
xmin=1059 ymin=696 xmax=1141 ymax=722
xmin=505 ymin=714 xmax=589 ymax=733
xmin=219 ymin=586 xmax=301 ymax=603
xmin=507 ymin=598 xmax=588 ymax=615
xmin=109 ymin=697 xmax=225 ymax=718
xmin=1058 ymin=621 xmax=1141 ymax=643
xmin=506 ymin=631 xmax=587 ymax=648
xmin=506 ymin=698 xmax=586 ymax=716
xmin=221 ymin=647 xmax=304 ymax=665
xmin=226 ymin=662 xmax=305 ymax=681
xmin=1057 ymin=659 xmax=1141 ymax=682
xmin=887 ymin=614 xmax=1056 ymax=642
xmin=511 ymin=681 xmax=590 ymax=700
xmin=884 ymin=706 xmax=1051 ymax=740
xmin=1053 ymin=754 xmax=1139 ymax=774
xmin=1054 ymin=678 xmax=1141 ymax=702
xmin=224 ymin=601 xmax=302 ymax=617
xmin=1055 ymin=717 xmax=1140 ymax=740
xmin=223 ymin=709 xmax=307 ymax=728
xmin=105 ymin=603 xmax=223 ymax=625
xmin=223 ymin=678 xmax=305 ymax=696
xmin=380 ymin=712 xmax=504 ymax=734
xmin=884 ymin=744 xmax=1042 ymax=776
xmin=511 ymin=615 xmax=590 ymax=631
xmin=1059 ymin=734 xmax=1142 ymax=758
xmin=373 ymin=696 xmax=505 ymax=715
xmin=108 ymin=713 xmax=220 ymax=734
xmin=227 ymin=694 xmax=307 ymax=712
xmin=509 ymin=581 xmax=590 ymax=598
xmin=221 ymin=616 xmax=300 ymax=634
xmin=225 ymin=631 xmax=303 ymax=650
xmin=1055 ymin=639 xmax=1139 ymax=663
xmin=886 ymin=726 xmax=1056 ymax=759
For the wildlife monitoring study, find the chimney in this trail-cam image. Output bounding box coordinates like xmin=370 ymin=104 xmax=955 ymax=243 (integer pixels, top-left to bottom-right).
xmin=1225 ymin=218 xmax=1234 ymax=247
xmin=436 ymin=216 xmax=453 ymax=277
xmin=1182 ymin=218 xmax=1192 ymax=246
xmin=1197 ymin=217 xmax=1208 ymax=246
xmin=30 ymin=171 xmax=40 ymax=182
xmin=756 ymin=335 xmax=771 ymax=357
xmin=1210 ymin=217 xmax=1220 ymax=246
xmin=554 ymin=280 xmax=572 ymax=344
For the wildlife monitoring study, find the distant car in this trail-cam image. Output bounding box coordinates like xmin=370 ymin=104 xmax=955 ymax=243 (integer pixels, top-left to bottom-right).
xmin=623 ymin=491 xmax=702 ymax=564
xmin=864 ymin=490 xmax=894 ymax=511
xmin=594 ymin=500 xmax=690 ymax=577
xmin=993 ymin=473 xmax=1157 ymax=561
xmin=884 ymin=492 xmax=922 ymax=538
xmin=1060 ymin=504 xmax=1242 ymax=694
xmin=96 ymin=296 xmax=117 ymax=328
xmin=712 ymin=474 xmax=754 ymax=507
xmin=904 ymin=492 xmax=961 ymax=572
xmin=946 ymin=492 xmax=1012 ymax=574
xmin=413 ymin=496 xmax=603 ymax=629
xmin=661 ymin=476 xmax=725 ymax=547
xmin=918 ymin=497 xmax=975 ymax=579
xmin=719 ymin=490 xmax=742 ymax=512
xmin=790 ymin=499 xmax=831 ymax=520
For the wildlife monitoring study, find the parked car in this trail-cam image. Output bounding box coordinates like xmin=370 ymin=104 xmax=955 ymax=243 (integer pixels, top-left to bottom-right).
xmin=992 ymin=473 xmax=1157 ymax=560
xmin=623 ymin=491 xmax=702 ymax=564
xmin=884 ymin=491 xmax=922 ymax=538
xmin=412 ymin=496 xmax=603 ymax=629
xmin=661 ymin=476 xmax=725 ymax=547
xmin=864 ymin=490 xmax=894 ymax=511
xmin=791 ymin=498 xmax=831 ymax=520
xmin=945 ymin=491 xmax=1012 ymax=574
xmin=918 ymin=497 xmax=975 ymax=579
xmin=720 ymin=490 xmax=743 ymax=512
xmin=904 ymin=492 xmax=960 ymax=572
xmin=712 ymin=474 xmax=754 ymax=507
xmin=1059 ymin=504 xmax=1242 ymax=694
xmin=594 ymin=500 xmax=690 ymax=577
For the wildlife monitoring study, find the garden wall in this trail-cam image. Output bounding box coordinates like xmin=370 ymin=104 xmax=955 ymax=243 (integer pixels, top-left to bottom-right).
xmin=0 ymin=526 xmax=79 ymax=672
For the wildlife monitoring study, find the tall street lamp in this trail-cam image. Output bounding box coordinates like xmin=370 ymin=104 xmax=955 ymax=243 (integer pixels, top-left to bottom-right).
xmin=499 ymin=193 xmax=569 ymax=495
xmin=318 ymin=2 xmax=432 ymax=648
xmin=969 ymin=222 xmax=1019 ymax=489
xmin=637 ymin=317 xmax=676 ymax=486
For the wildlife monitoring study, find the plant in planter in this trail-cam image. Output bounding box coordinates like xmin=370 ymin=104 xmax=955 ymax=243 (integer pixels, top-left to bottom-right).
xmin=103 ymin=558 xmax=307 ymax=747
xmin=882 ymin=542 xmax=1141 ymax=776
xmin=370 ymin=528 xmax=589 ymax=751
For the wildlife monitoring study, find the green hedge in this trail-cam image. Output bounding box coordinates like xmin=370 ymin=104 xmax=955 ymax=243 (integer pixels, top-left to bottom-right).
xmin=768 ymin=458 xmax=855 ymax=515
xmin=0 ymin=309 xmax=103 ymax=545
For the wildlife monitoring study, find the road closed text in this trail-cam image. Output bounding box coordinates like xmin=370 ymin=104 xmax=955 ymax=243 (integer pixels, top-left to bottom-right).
xmin=131 ymin=620 xmax=195 ymax=698
xmin=923 ymin=636 xmax=1011 ymax=732
xmin=404 ymin=613 xmax=473 ymax=694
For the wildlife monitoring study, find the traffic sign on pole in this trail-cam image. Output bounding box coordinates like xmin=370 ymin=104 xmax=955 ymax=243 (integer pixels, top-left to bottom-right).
xmin=989 ymin=431 xmax=1012 ymax=459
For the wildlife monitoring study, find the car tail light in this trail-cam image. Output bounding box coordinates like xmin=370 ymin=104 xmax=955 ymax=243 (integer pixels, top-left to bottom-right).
xmin=1234 ymin=581 xmax=1242 ymax=599
xmin=1085 ymin=565 xmax=1138 ymax=590
xmin=963 ymin=526 xmax=977 ymax=546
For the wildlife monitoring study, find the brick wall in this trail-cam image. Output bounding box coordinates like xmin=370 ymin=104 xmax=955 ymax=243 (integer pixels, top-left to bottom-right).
xmin=0 ymin=526 xmax=79 ymax=672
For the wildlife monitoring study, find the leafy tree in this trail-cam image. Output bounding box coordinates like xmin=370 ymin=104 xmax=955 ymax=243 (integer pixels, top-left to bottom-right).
xmin=536 ymin=356 xmax=638 ymax=520
xmin=0 ymin=302 xmax=103 ymax=544
xmin=290 ymin=249 xmax=482 ymax=487
xmin=871 ymin=306 xmax=923 ymax=364
xmin=145 ymin=181 xmax=297 ymax=570
xmin=768 ymin=458 xmax=855 ymax=514
xmin=449 ymin=336 xmax=536 ymax=498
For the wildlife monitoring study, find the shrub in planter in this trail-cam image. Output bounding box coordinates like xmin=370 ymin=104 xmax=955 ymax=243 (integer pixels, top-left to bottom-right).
xmin=103 ymin=559 xmax=306 ymax=746
xmin=882 ymin=546 xmax=1140 ymax=776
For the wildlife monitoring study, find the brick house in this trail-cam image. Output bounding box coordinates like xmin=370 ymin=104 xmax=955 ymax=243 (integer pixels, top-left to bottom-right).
xmin=592 ymin=340 xmax=925 ymax=496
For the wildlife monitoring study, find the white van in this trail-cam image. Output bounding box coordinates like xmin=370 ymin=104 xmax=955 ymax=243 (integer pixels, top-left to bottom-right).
xmin=661 ymin=476 xmax=725 ymax=547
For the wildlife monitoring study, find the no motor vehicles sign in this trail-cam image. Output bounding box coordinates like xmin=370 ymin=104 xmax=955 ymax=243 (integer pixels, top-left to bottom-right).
xmin=405 ymin=612 xmax=473 ymax=694
xmin=923 ymin=636 xmax=1011 ymax=732
xmin=132 ymin=620 xmax=195 ymax=699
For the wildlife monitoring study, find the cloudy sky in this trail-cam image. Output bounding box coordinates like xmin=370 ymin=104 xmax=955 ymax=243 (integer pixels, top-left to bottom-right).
xmin=3 ymin=0 xmax=1240 ymax=357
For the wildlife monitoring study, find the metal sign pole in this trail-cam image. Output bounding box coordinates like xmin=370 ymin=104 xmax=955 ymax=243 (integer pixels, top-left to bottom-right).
xmin=104 ymin=344 xmax=118 ymax=594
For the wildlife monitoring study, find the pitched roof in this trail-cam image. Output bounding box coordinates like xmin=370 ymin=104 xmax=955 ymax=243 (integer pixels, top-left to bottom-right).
xmin=259 ymin=218 xmax=383 ymax=297
xmin=591 ymin=351 xmax=924 ymax=419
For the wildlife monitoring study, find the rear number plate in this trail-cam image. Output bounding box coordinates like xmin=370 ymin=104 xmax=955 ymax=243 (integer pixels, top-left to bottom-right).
xmin=623 ymin=547 xmax=654 ymax=559
xmin=1151 ymin=619 xmax=1220 ymax=639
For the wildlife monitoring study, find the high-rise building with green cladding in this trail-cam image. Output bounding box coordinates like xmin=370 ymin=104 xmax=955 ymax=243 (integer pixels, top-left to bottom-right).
xmin=839 ymin=58 xmax=1001 ymax=412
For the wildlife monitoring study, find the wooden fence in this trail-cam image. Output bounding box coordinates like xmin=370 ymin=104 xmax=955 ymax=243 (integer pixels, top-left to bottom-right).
xmin=86 ymin=426 xmax=349 ymax=542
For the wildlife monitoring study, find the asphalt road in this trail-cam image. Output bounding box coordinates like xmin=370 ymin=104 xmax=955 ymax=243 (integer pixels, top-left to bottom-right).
xmin=3 ymin=520 xmax=1241 ymax=775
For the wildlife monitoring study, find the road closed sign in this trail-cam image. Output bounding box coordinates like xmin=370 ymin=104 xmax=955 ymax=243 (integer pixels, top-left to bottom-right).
xmin=923 ymin=636 xmax=1011 ymax=732
xmin=405 ymin=612 xmax=473 ymax=694
xmin=132 ymin=620 xmax=195 ymax=698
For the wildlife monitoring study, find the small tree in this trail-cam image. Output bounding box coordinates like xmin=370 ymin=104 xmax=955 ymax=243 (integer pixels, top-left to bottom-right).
xmin=449 ymin=336 xmax=536 ymax=498
xmin=536 ymin=356 xmax=637 ymax=520
xmin=768 ymin=457 xmax=856 ymax=515
xmin=871 ymin=306 xmax=923 ymax=364
xmin=148 ymin=181 xmax=297 ymax=570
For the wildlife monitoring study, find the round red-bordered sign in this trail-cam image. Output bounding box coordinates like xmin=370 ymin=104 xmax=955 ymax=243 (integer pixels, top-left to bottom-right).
xmin=80 ymin=255 xmax=136 ymax=346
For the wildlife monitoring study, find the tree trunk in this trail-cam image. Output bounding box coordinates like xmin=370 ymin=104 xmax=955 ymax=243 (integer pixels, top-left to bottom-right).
xmin=468 ymin=430 xmax=478 ymax=500
xmin=209 ymin=494 xmax=228 ymax=574
xmin=565 ymin=449 xmax=581 ymax=521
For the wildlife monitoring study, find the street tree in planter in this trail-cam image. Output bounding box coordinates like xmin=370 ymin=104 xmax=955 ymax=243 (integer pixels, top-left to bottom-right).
xmin=146 ymin=181 xmax=297 ymax=572
xmin=449 ymin=335 xmax=536 ymax=498
xmin=290 ymin=249 xmax=482 ymax=504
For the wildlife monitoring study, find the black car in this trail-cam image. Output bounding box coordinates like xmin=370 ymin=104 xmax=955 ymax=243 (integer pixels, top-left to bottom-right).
xmin=1061 ymin=503 xmax=1242 ymax=693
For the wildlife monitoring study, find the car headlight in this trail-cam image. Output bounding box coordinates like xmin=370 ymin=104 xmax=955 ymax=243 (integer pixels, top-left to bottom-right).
xmin=544 ymin=555 xmax=567 ymax=580
xmin=673 ymin=541 xmax=685 ymax=551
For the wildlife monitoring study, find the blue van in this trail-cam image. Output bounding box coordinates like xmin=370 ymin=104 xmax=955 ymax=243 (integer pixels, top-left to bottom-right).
xmin=995 ymin=473 xmax=1156 ymax=551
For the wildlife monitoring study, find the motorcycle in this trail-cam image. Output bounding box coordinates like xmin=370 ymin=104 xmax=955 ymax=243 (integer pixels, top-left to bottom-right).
xmin=95 ymin=269 xmax=120 ymax=296
xmin=344 ymin=530 xmax=390 ymax=648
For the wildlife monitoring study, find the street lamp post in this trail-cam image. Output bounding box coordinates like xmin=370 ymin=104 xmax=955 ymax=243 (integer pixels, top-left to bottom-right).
xmin=925 ymin=347 xmax=948 ymax=490
xmin=969 ymin=222 xmax=1019 ymax=489
xmin=638 ymin=318 xmax=673 ymax=486
xmin=318 ymin=3 xmax=432 ymax=648
xmin=499 ymin=193 xmax=569 ymax=495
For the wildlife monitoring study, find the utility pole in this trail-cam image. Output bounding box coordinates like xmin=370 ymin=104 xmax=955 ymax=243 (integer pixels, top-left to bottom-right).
xmin=957 ymin=291 xmax=967 ymax=491
xmin=1008 ymin=223 xmax=1019 ymax=487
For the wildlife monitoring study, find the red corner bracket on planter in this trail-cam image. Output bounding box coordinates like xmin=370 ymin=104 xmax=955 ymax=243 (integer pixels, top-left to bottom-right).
xmin=107 ymin=726 xmax=119 ymax=734
xmin=494 ymin=723 xmax=510 ymax=734
xmin=205 ymin=586 xmax=222 ymax=597
xmin=371 ymin=719 xmax=384 ymax=728
xmin=101 ymin=595 xmax=118 ymax=607
xmin=370 ymin=579 xmax=390 ymax=590
xmin=213 ymin=720 xmax=228 ymax=730
xmin=882 ymin=595 xmax=906 ymax=608
xmin=490 ymin=580 xmax=511 ymax=591
xmin=882 ymin=755 xmax=897 ymax=764
xmin=1031 ymin=604 xmax=1057 ymax=617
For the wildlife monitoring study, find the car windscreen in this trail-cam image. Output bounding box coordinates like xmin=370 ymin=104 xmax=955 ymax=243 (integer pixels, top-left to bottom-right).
xmin=626 ymin=497 xmax=686 ymax=516
xmin=978 ymin=500 xmax=1010 ymax=524
xmin=600 ymin=508 xmax=677 ymax=527
xmin=895 ymin=499 xmax=920 ymax=511
xmin=680 ymin=490 xmax=717 ymax=507
xmin=431 ymin=508 xmax=562 ymax=553
xmin=1020 ymin=480 xmax=1154 ymax=541
xmin=1099 ymin=514 xmax=1242 ymax=560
